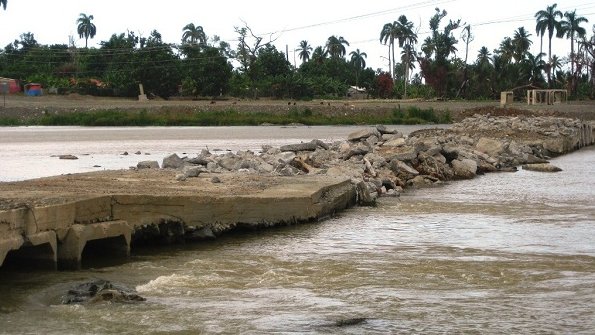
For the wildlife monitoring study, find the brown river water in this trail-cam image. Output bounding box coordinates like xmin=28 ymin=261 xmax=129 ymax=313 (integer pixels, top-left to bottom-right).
xmin=0 ymin=126 xmax=594 ymax=334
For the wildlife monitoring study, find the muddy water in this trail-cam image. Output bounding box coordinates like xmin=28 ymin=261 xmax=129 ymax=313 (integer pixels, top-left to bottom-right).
xmin=0 ymin=127 xmax=594 ymax=334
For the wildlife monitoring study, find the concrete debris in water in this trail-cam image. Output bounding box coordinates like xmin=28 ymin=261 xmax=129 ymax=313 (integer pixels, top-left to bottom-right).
xmin=148 ymin=115 xmax=593 ymax=205
xmin=62 ymin=279 xmax=146 ymax=304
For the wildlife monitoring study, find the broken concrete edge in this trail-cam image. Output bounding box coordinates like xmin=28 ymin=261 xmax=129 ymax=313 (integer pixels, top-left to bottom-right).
xmin=0 ymin=178 xmax=359 ymax=270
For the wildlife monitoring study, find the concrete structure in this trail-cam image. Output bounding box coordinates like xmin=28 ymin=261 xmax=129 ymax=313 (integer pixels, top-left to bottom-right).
xmin=527 ymin=89 xmax=568 ymax=105
xmin=0 ymin=173 xmax=357 ymax=270
xmin=500 ymin=91 xmax=513 ymax=106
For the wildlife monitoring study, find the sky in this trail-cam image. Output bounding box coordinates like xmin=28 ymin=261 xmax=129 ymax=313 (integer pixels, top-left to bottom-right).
xmin=1 ymin=0 xmax=594 ymax=72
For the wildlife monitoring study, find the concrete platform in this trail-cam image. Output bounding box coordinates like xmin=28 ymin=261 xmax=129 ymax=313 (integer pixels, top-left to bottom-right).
xmin=0 ymin=170 xmax=357 ymax=270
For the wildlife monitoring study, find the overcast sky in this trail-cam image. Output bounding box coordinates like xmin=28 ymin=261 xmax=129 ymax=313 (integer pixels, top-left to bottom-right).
xmin=1 ymin=0 xmax=594 ymax=71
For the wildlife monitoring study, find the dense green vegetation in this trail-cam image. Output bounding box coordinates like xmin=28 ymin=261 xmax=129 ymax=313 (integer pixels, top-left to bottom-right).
xmin=0 ymin=107 xmax=451 ymax=127
xmin=1 ymin=2 xmax=593 ymax=101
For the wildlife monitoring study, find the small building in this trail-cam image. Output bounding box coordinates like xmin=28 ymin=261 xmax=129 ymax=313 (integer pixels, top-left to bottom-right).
xmin=527 ymin=89 xmax=567 ymax=105
xmin=0 ymin=77 xmax=20 ymax=93
xmin=346 ymin=86 xmax=367 ymax=100
xmin=25 ymin=83 xmax=43 ymax=96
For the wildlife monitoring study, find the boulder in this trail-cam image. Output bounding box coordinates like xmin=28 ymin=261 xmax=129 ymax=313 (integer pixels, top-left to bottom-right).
xmin=137 ymin=160 xmax=159 ymax=169
xmin=476 ymin=137 xmax=506 ymax=156
xmin=451 ymin=158 xmax=477 ymax=179
xmin=389 ymin=160 xmax=419 ymax=179
xmin=342 ymin=143 xmax=370 ymax=159
xmin=62 ymin=279 xmax=145 ymax=304
xmin=348 ymin=128 xmax=380 ymax=142
xmin=521 ymin=163 xmax=562 ymax=172
xmin=162 ymin=153 xmax=184 ymax=169
xmin=280 ymin=142 xmax=318 ymax=152
xmin=183 ymin=166 xmax=202 ymax=178
xmin=383 ymin=138 xmax=406 ymax=147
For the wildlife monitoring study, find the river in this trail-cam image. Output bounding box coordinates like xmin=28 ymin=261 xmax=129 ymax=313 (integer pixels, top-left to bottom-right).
xmin=0 ymin=126 xmax=594 ymax=334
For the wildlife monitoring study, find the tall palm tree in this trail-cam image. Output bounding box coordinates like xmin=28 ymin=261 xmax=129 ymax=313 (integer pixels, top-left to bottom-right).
xmin=521 ymin=52 xmax=546 ymax=86
xmin=182 ymin=23 xmax=206 ymax=45
xmin=497 ymin=37 xmax=515 ymax=64
xmin=311 ymin=46 xmax=327 ymax=64
xmin=297 ymin=40 xmax=312 ymax=63
xmin=1 ymin=0 xmax=7 ymax=10
xmin=76 ymin=13 xmax=96 ymax=48
xmin=534 ymin=3 xmax=563 ymax=62
xmin=476 ymin=46 xmax=492 ymax=66
xmin=395 ymin=15 xmax=417 ymax=98
xmin=560 ymin=10 xmax=589 ymax=76
xmin=512 ymin=27 xmax=533 ymax=62
xmin=325 ymin=35 xmax=349 ymax=59
xmin=380 ymin=21 xmax=398 ymax=81
xmin=349 ymin=49 xmax=367 ymax=87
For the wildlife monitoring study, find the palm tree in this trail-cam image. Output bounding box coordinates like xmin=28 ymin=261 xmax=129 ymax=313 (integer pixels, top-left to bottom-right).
xmin=311 ymin=46 xmax=327 ymax=64
xmin=380 ymin=21 xmax=398 ymax=81
xmin=325 ymin=36 xmax=349 ymax=59
xmin=536 ymin=19 xmax=548 ymax=55
xmin=76 ymin=13 xmax=96 ymax=48
xmin=297 ymin=40 xmax=312 ymax=63
xmin=512 ymin=27 xmax=533 ymax=62
xmin=497 ymin=37 xmax=515 ymax=64
xmin=1 ymin=0 xmax=7 ymax=10
xmin=521 ymin=52 xmax=546 ymax=86
xmin=534 ymin=3 xmax=563 ymax=62
xmin=182 ymin=23 xmax=206 ymax=45
xmin=476 ymin=46 xmax=492 ymax=66
xmin=550 ymin=54 xmax=563 ymax=84
xmin=560 ymin=10 xmax=589 ymax=76
xmin=395 ymin=15 xmax=417 ymax=98
xmin=349 ymin=49 xmax=367 ymax=87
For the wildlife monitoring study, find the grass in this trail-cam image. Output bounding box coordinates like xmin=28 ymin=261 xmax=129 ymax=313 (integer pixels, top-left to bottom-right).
xmin=0 ymin=107 xmax=451 ymax=127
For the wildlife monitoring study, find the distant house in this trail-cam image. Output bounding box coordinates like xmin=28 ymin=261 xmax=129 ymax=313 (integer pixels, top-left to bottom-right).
xmin=346 ymin=86 xmax=367 ymax=100
xmin=0 ymin=77 xmax=21 ymax=93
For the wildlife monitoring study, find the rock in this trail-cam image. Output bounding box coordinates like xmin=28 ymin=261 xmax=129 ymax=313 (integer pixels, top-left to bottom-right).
xmin=62 ymin=279 xmax=145 ymax=304
xmin=186 ymin=226 xmax=216 ymax=240
xmin=310 ymin=139 xmax=330 ymax=150
xmin=270 ymin=152 xmax=296 ymax=166
xmin=389 ymin=160 xmax=419 ymax=178
xmin=121 ymin=151 xmax=129 ymax=156
xmin=355 ymin=181 xmax=377 ymax=206
xmin=162 ymin=153 xmax=184 ymax=169
xmin=175 ymin=174 xmax=187 ymax=181
xmin=186 ymin=155 xmax=210 ymax=165
xmin=182 ymin=166 xmax=202 ymax=178
xmin=218 ymin=156 xmax=239 ymax=170
xmin=407 ymin=175 xmax=435 ymax=188
xmin=348 ymin=129 xmax=380 ymax=142
xmin=276 ymin=165 xmax=300 ymax=176
xmin=342 ymin=143 xmax=371 ymax=159
xmin=522 ymin=163 xmax=562 ymax=172
xmin=58 ymin=154 xmax=78 ymax=160
xmin=211 ymin=176 xmax=221 ymax=183
xmin=137 ymin=160 xmax=159 ymax=169
xmin=365 ymin=135 xmax=380 ymax=146
xmin=451 ymin=158 xmax=477 ymax=179
xmin=280 ymin=142 xmax=318 ymax=152
xmin=476 ymin=137 xmax=506 ymax=156
xmin=383 ymin=138 xmax=406 ymax=147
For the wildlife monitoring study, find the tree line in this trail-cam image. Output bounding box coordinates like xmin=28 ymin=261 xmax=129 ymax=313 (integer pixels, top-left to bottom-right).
xmin=1 ymin=3 xmax=594 ymax=100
